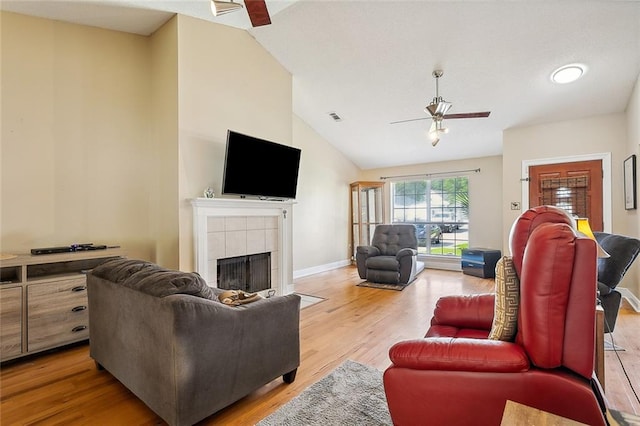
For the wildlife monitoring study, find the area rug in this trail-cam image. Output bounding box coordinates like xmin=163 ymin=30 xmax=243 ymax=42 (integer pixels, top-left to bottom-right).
xmin=256 ymin=360 xmax=392 ymax=426
xmin=604 ymin=339 xmax=625 ymax=351
xmin=356 ymin=281 xmax=407 ymax=291
xmin=297 ymin=293 xmax=325 ymax=309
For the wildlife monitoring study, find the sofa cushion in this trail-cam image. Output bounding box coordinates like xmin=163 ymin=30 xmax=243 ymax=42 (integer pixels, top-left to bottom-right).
xmin=488 ymin=256 xmax=520 ymax=341
xmin=370 ymin=224 xmax=418 ymax=256
xmin=91 ymin=258 xmax=216 ymax=300
xmin=91 ymin=258 xmax=158 ymax=283
xmin=366 ymin=255 xmax=398 ymax=270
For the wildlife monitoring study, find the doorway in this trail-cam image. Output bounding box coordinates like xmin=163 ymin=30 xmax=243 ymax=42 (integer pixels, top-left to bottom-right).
xmin=521 ymin=153 xmax=611 ymax=232
xmin=529 ymin=160 xmax=603 ymax=231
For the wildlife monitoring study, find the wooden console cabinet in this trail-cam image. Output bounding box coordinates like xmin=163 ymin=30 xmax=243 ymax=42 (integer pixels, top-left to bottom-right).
xmin=0 ymin=248 xmax=125 ymax=362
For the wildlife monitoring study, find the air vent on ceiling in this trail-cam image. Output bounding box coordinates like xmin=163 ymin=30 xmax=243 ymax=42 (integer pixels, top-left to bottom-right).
xmin=328 ymin=112 xmax=343 ymax=122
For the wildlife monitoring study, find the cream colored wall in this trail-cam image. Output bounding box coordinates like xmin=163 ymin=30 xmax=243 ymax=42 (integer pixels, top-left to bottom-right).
xmin=6 ymin=11 xmax=636 ymax=292
xmin=292 ymin=115 xmax=360 ymax=271
xmin=175 ymin=15 xmax=293 ymax=271
xmin=624 ymin=74 xmax=640 ymax=298
xmin=1 ymin=12 xmax=154 ymax=260
xmin=359 ymin=156 xmax=504 ymax=251
xmin=149 ymin=17 xmax=180 ymax=269
xmin=502 ymin=114 xmax=628 ymax=253
xmin=0 ymin=12 xmax=359 ymax=275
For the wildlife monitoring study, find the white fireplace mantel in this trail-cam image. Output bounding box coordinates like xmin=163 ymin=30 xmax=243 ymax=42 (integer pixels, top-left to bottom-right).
xmin=191 ymin=197 xmax=295 ymax=295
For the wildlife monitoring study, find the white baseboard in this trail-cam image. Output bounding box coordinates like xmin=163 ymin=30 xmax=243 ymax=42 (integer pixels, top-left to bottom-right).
xmin=422 ymin=256 xmax=462 ymax=272
xmin=293 ymin=259 xmax=352 ymax=279
xmin=293 ymin=257 xmax=461 ymax=280
xmin=618 ymin=287 xmax=640 ymax=312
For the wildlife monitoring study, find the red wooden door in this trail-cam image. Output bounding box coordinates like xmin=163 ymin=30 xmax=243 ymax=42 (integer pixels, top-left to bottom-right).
xmin=529 ymin=160 xmax=603 ymax=231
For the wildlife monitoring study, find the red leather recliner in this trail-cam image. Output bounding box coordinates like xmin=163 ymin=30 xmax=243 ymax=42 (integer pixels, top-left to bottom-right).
xmin=383 ymin=206 xmax=607 ymax=425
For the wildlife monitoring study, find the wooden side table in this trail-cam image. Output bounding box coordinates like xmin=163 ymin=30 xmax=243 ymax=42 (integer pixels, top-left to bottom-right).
xmin=595 ymin=305 xmax=605 ymax=391
xmin=501 ymin=400 xmax=588 ymax=425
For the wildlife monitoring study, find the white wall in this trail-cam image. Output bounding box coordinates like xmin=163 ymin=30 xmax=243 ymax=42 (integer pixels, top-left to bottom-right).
xmin=624 ymin=74 xmax=640 ymax=298
xmin=292 ymin=115 xmax=360 ymax=274
xmin=502 ymin=113 xmax=629 ymax=251
xmin=359 ymin=155 xmax=504 ymax=252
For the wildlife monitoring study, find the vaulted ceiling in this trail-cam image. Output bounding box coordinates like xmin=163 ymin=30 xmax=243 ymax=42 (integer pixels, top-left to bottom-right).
xmin=3 ymin=0 xmax=639 ymax=169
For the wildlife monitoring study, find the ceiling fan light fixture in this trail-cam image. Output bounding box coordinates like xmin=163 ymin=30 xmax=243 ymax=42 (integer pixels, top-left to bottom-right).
xmin=425 ymin=99 xmax=452 ymax=117
xmin=551 ymin=64 xmax=586 ymax=84
xmin=211 ymin=0 xmax=243 ymax=16
xmin=436 ymin=100 xmax=452 ymax=116
xmin=428 ymin=120 xmax=448 ymax=146
xmin=425 ymin=104 xmax=436 ymax=116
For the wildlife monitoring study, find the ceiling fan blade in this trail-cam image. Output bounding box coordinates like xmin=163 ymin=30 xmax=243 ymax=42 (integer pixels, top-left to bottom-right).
xmin=245 ymin=0 xmax=271 ymax=27
xmin=390 ymin=111 xmax=490 ymax=125
xmin=389 ymin=117 xmax=430 ymax=125
xmin=443 ymin=111 xmax=491 ymax=119
xmin=394 ymin=71 xmax=490 ymax=127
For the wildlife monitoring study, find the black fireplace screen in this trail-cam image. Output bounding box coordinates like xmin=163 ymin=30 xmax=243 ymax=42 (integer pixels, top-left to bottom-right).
xmin=217 ymin=252 xmax=271 ymax=293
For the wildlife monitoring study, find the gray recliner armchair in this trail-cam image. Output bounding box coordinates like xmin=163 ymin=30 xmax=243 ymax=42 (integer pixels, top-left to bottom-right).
xmin=356 ymin=224 xmax=425 ymax=285
xmin=593 ymin=232 xmax=640 ymax=332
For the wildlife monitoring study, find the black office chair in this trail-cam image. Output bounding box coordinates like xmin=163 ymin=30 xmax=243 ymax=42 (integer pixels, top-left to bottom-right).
xmin=593 ymin=232 xmax=640 ymax=332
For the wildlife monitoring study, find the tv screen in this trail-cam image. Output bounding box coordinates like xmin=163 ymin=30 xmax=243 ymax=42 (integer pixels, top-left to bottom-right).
xmin=222 ymin=130 xmax=302 ymax=200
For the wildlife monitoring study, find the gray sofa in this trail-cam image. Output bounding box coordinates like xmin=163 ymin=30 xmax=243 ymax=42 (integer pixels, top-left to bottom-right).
xmin=87 ymin=258 xmax=300 ymax=426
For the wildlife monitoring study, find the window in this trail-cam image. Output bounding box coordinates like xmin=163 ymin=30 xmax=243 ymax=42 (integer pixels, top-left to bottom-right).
xmin=392 ymin=177 xmax=469 ymax=256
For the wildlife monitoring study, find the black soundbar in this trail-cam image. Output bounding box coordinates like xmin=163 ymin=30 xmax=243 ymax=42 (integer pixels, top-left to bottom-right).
xmin=31 ymin=243 xmax=108 ymax=255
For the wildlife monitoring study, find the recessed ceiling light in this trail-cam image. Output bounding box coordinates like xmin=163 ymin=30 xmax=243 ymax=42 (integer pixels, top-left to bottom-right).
xmin=551 ymin=64 xmax=586 ymax=84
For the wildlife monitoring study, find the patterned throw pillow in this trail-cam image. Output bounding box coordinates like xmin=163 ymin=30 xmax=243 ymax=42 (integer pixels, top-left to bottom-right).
xmin=488 ymin=256 xmax=520 ymax=341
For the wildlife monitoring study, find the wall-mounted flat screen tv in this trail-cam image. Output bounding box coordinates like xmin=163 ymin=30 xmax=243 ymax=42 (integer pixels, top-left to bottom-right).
xmin=222 ymin=130 xmax=302 ymax=200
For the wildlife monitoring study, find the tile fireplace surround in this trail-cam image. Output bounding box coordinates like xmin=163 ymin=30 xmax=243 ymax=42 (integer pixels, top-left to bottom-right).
xmin=191 ymin=198 xmax=295 ymax=296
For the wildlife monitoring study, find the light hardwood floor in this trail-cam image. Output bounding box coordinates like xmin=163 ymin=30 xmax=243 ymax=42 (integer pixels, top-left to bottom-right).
xmin=1 ymin=266 xmax=638 ymax=425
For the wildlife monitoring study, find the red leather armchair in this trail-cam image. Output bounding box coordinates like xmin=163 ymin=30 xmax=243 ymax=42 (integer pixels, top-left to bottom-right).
xmin=383 ymin=206 xmax=607 ymax=425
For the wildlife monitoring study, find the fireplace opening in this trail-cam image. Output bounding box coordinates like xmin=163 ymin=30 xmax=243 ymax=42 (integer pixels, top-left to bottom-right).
xmin=217 ymin=252 xmax=271 ymax=293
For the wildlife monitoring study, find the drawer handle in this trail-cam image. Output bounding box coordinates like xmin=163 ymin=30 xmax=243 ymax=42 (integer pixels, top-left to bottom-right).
xmin=71 ymin=305 xmax=87 ymax=312
xmin=72 ymin=325 xmax=87 ymax=333
xmin=71 ymin=286 xmax=87 ymax=292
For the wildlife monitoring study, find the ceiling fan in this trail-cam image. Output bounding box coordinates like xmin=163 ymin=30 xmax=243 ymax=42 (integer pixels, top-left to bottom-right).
xmin=390 ymin=70 xmax=491 ymax=146
xmin=211 ymin=0 xmax=272 ymax=27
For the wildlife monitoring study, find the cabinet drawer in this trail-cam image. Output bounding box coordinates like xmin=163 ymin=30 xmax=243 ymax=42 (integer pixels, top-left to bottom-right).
xmin=461 ymin=248 xmax=502 ymax=278
xmin=0 ymin=287 xmax=23 ymax=359
xmin=27 ymin=277 xmax=89 ymax=352
xmin=461 ymin=260 xmax=491 ymax=278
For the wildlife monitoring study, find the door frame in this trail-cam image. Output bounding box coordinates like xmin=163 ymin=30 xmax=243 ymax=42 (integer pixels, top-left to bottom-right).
xmin=521 ymin=152 xmax=612 ymax=233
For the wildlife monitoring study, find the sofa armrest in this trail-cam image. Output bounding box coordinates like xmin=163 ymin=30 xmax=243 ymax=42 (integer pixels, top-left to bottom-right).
xmin=356 ymin=245 xmax=380 ymax=278
xmin=357 ymin=245 xmax=380 ymax=257
xmin=166 ymin=293 xmax=300 ymax=423
xmin=388 ymin=337 xmax=529 ymax=373
xmin=396 ymin=247 xmax=417 ymax=259
xmin=429 ymin=293 xmax=495 ymax=330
